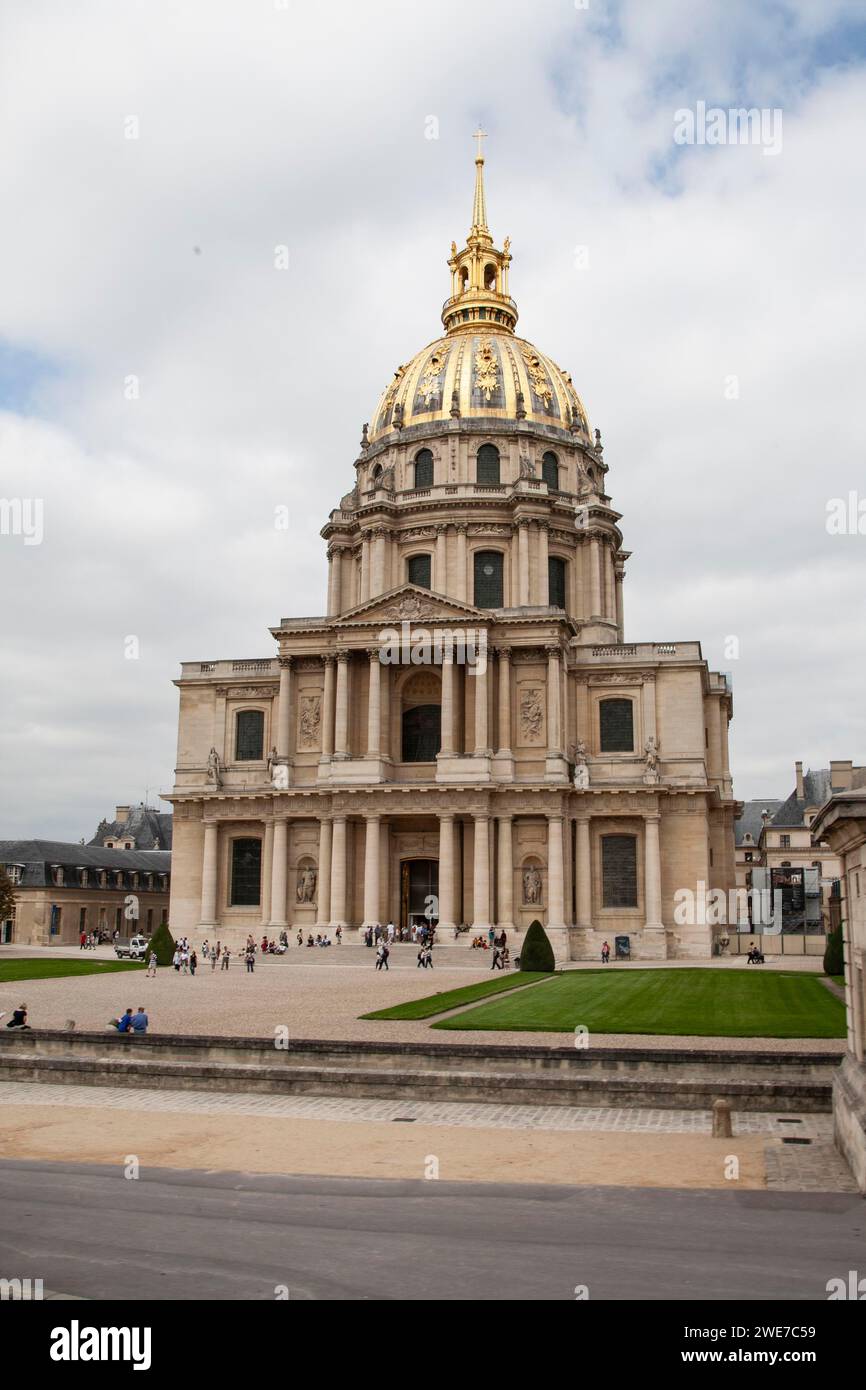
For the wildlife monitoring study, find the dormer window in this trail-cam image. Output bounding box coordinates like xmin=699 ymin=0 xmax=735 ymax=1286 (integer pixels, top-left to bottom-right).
xmin=52 ymin=865 xmax=64 ymax=886
xmin=99 ymin=871 xmax=108 ymax=888
xmin=6 ymin=864 xmax=22 ymax=886
xmin=78 ymin=868 xmax=88 ymax=887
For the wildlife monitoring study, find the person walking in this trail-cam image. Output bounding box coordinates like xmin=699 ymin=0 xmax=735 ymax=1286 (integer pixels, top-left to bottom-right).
xmin=146 ymin=951 xmax=158 ymax=978
xmin=381 ymin=942 xmax=390 ymax=971
xmin=172 ymin=949 xmax=181 ymax=972
xmin=245 ymin=948 xmax=255 ymax=974
xmin=601 ymin=940 xmax=610 ymax=965
xmin=79 ymin=930 xmax=87 ymax=950
xmin=221 ymin=947 xmax=231 ymax=971
xmin=189 ymin=950 xmax=197 ymax=976
xmin=202 ymin=940 xmax=209 ymax=961
xmin=490 ymin=946 xmax=502 ymax=971
xmin=335 ymin=925 xmax=342 ymax=945
xmin=211 ymin=946 xmax=218 ymax=971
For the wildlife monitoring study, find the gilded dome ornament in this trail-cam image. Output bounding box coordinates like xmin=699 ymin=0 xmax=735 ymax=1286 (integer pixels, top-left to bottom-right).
xmin=521 ymin=348 xmax=553 ymax=407
xmin=474 ymin=339 xmax=498 ymax=400
xmin=416 ymin=348 xmax=449 ymax=405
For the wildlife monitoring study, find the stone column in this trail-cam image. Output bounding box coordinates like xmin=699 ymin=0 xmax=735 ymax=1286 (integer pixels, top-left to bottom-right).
xmin=473 ymin=644 xmax=489 ymax=755
xmin=642 ymin=673 xmax=657 ymax=748
xmin=518 ymin=518 xmax=530 ymax=605
xmin=472 ymin=813 xmax=491 ymax=928
xmin=327 ymin=546 xmax=343 ymax=617
xmin=330 ymin=815 xmax=348 ymax=927
xmin=261 ymin=820 xmax=274 ymax=926
xmin=269 ymin=817 xmax=288 ymax=928
xmin=589 ymin=535 xmax=602 ymax=616
xmin=496 ymin=647 xmax=512 ymax=755
xmin=316 ymin=817 xmax=332 ymax=927
xmin=276 ymin=656 xmax=293 ymax=759
xmin=547 ymin=814 xmax=565 ymax=928
xmin=576 ymin=815 xmax=592 ymax=928
xmin=604 ymin=542 xmax=615 ymax=621
xmin=497 ymin=815 xmax=514 ymax=928
xmin=615 ymin=563 xmax=625 ymax=640
xmin=372 ymin=528 xmax=387 ymax=596
xmin=644 ymin=813 xmax=663 ymax=930
xmin=440 ymin=646 xmax=456 ymax=755
xmin=438 ymin=813 xmax=456 ymax=931
xmin=435 ymin=525 xmax=447 ymax=592
xmin=455 ymin=524 xmax=468 ymax=602
xmin=200 ymin=821 xmax=218 ymax=926
xmin=366 ymin=648 xmax=382 ymax=757
xmin=537 ymin=521 xmax=549 ymax=605
xmin=546 ymin=645 xmax=561 ymax=753
xmin=360 ymin=534 xmax=371 ymax=602
xmin=334 ymin=652 xmax=350 ymax=758
xmin=321 ymin=656 xmax=336 ymax=760
xmin=363 ymin=815 xmax=380 ymax=928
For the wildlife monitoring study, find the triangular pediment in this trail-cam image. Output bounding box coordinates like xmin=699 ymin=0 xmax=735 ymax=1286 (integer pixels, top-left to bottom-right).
xmin=336 ymin=584 xmax=487 ymax=627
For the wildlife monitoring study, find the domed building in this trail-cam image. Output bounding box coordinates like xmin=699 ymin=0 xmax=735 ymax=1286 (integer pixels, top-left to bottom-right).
xmin=166 ymin=140 xmax=738 ymax=961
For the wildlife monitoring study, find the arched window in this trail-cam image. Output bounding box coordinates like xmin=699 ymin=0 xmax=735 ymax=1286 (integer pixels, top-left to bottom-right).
xmin=402 ymin=705 xmax=441 ymax=762
xmin=235 ymin=709 xmax=264 ymax=761
xmin=231 ymin=838 xmax=262 ymax=907
xmin=414 ymin=449 xmax=433 ymax=489
xmin=542 ymin=451 xmax=559 ymax=490
xmin=474 ymin=550 xmax=504 ymax=608
xmin=476 ymin=444 xmax=500 ymax=484
xmin=601 ymin=834 xmax=638 ymax=908
xmin=599 ymin=698 xmax=634 ymax=753
xmin=548 ymin=556 xmax=566 ymax=609
xmin=484 ymin=263 xmax=497 ymax=291
xmin=371 ymin=463 xmax=383 ymax=485
xmin=407 ymin=554 xmax=432 ymax=588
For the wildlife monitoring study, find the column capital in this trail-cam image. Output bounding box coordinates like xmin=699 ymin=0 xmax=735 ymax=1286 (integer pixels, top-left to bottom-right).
xmin=363 ymin=811 xmax=381 ymax=823
xmin=439 ymin=811 xmax=455 ymax=824
xmin=277 ymin=655 xmax=293 ymax=670
xmin=335 ymin=650 xmax=350 ymax=664
xmin=496 ymin=811 xmax=513 ymax=823
xmin=473 ymin=811 xmax=490 ymax=823
xmin=367 ymin=646 xmax=382 ymax=662
xmin=517 ymin=515 xmax=532 ymax=530
xmin=435 ymin=523 xmax=448 ymax=536
xmin=544 ymin=643 xmax=561 ymax=658
xmin=644 ymin=811 xmax=662 ymax=824
xmin=546 ymin=812 xmax=564 ymax=824
xmin=323 ymin=653 xmax=336 ymax=667
xmin=455 ymin=521 xmax=469 ymax=534
xmin=493 ymin=645 xmax=511 ymax=660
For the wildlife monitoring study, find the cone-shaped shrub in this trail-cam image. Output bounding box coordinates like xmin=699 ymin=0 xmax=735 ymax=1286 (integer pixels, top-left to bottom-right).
xmin=520 ymin=919 xmax=556 ymax=973
xmin=823 ymin=926 xmax=844 ymax=978
xmin=146 ymin=920 xmax=176 ymax=967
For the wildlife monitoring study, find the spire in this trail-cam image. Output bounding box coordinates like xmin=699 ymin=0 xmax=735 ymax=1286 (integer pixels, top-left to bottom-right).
xmin=443 ymin=132 xmax=518 ymax=336
xmin=471 ymin=126 xmax=488 ymax=234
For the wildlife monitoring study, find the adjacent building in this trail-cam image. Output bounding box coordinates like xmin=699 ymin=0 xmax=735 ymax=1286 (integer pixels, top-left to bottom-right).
xmin=165 ymin=142 xmax=738 ymax=961
xmin=0 ymin=841 xmax=170 ymax=946
xmin=810 ymin=761 xmax=866 ymax=1191
xmin=89 ymin=804 xmax=173 ymax=852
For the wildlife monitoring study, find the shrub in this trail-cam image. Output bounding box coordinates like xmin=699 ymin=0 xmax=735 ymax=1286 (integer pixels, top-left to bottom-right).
xmin=146 ymin=920 xmax=176 ymax=967
xmin=823 ymin=926 xmax=844 ymax=978
xmin=520 ymin=919 xmax=556 ymax=973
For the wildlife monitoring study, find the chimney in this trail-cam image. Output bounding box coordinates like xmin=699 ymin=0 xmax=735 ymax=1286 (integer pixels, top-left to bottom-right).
xmin=115 ymin=805 xmax=130 ymax=824
xmin=761 ymin=808 xmax=771 ymax=827
xmin=795 ymin=761 xmax=804 ymax=800
xmin=830 ymin=760 xmax=853 ymax=792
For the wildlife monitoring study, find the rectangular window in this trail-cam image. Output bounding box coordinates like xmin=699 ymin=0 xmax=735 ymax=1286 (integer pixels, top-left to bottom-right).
xmin=235 ymin=709 xmax=265 ymax=761
xmin=79 ymin=907 xmax=87 ymax=930
xmin=147 ymin=908 xmax=154 ymax=931
xmin=408 ymin=554 xmax=431 ymax=588
xmin=474 ymin=551 xmax=503 ymax=608
xmin=780 ymin=834 xmax=791 ymax=849
xmin=231 ymin=838 xmax=262 ymax=907
xmin=115 ymin=907 xmax=122 ymax=930
xmin=599 ymin=698 xmax=634 ymax=753
xmin=601 ymin=835 xmax=638 ymax=908
xmin=548 ymin=556 xmax=566 ymax=609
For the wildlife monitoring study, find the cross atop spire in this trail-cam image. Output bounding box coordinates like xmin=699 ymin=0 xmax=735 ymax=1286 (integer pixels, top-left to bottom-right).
xmin=471 ymin=126 xmax=488 ymax=233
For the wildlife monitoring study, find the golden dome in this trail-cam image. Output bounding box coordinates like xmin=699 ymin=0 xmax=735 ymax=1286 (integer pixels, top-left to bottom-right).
xmin=369 ymin=332 xmax=591 ymax=444
xmin=368 ymin=133 xmax=591 ymax=447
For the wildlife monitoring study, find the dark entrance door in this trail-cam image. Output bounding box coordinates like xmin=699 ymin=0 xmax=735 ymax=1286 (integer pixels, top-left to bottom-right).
xmin=400 ymin=859 xmax=439 ymax=932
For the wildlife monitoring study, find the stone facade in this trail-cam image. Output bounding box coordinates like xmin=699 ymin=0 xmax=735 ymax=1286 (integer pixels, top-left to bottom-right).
xmin=810 ymin=773 xmax=866 ymax=1191
xmin=165 ymin=146 xmax=738 ymax=962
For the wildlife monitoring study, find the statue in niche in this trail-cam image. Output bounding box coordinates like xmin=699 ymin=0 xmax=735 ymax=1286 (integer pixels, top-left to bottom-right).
xmin=296 ymin=865 xmax=317 ymax=903
xmin=643 ymin=735 xmax=660 ymax=785
xmin=299 ymin=695 xmax=321 ymax=749
xmin=523 ymin=864 xmax=543 ymax=905
xmin=206 ymin=747 xmax=222 ymax=788
xmin=520 ymin=688 xmax=544 ymax=743
xmin=518 ymin=453 xmax=535 ymax=479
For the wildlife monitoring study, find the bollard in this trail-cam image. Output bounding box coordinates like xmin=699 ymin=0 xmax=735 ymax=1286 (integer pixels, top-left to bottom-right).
xmin=712 ymin=1098 xmax=733 ymax=1138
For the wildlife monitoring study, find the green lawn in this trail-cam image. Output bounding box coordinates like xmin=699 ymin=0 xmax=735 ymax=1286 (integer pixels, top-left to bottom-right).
xmin=361 ymin=971 xmax=552 ymax=1021
xmin=431 ymin=968 xmax=847 ymax=1038
xmin=0 ymin=958 xmax=144 ymax=984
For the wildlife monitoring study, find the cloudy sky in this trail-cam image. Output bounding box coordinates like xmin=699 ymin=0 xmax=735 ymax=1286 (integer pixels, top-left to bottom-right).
xmin=1 ymin=0 xmax=865 ymax=839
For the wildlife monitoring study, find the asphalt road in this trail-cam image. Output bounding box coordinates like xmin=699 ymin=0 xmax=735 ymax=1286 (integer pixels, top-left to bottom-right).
xmin=0 ymin=1160 xmax=862 ymax=1301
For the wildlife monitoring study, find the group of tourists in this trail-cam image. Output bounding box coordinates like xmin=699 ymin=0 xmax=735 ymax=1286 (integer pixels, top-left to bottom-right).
xmin=171 ymin=937 xmax=198 ymax=975
xmin=364 ymin=921 xmax=436 ymax=949
xmin=416 ymin=944 xmax=434 ymax=969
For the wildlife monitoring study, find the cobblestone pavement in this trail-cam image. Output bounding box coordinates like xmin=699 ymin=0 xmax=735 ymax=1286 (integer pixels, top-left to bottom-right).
xmin=764 ymin=1141 xmax=859 ymax=1192
xmin=0 ymin=1078 xmax=835 ymax=1138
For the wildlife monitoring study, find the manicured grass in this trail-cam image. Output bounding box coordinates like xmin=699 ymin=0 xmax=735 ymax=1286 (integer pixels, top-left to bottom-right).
xmin=431 ymin=968 xmax=847 ymax=1038
xmin=0 ymin=958 xmax=144 ymax=984
xmin=361 ymin=971 xmax=553 ymax=1021
xmin=829 ymin=975 xmax=846 ymax=988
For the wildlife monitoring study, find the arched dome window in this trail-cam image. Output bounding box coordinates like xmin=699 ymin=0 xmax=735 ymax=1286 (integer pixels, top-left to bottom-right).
xmin=407 ymin=554 xmax=432 ymax=589
xmin=474 ymin=550 xmax=503 ymax=608
xmin=484 ymin=263 xmax=497 ymax=291
xmin=542 ymin=451 xmax=559 ymax=490
xmin=371 ymin=463 xmax=383 ymax=485
xmin=414 ymin=449 xmax=433 ymax=489
xmin=402 ymin=705 xmax=441 ymax=762
xmin=476 ymin=444 xmax=500 ymax=485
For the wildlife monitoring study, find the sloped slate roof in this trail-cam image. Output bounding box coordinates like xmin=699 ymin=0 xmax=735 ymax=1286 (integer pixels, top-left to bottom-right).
xmin=89 ymin=807 xmax=173 ymax=850
xmin=771 ymin=769 xmax=833 ymax=827
xmin=735 ymin=799 xmax=782 ymax=847
xmin=1 ymin=841 xmax=170 ymax=889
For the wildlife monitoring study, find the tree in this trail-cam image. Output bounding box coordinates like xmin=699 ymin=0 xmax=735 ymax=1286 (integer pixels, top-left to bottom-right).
xmin=520 ymin=919 xmax=556 ymax=973
xmin=0 ymin=866 xmax=16 ymax=924
xmin=823 ymin=925 xmax=844 ymax=978
xmin=146 ymin=919 xmax=176 ymax=967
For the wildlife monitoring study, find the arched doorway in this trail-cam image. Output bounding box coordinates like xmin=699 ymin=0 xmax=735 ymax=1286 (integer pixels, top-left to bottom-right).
xmin=400 ymin=858 xmax=439 ymax=933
